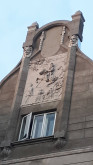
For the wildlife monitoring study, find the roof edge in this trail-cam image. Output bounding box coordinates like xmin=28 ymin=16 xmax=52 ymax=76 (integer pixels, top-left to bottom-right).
xmin=33 ymin=20 xmax=70 ymax=42
xmin=77 ymin=48 xmax=93 ymax=66
xmin=0 ymin=59 xmax=21 ymax=87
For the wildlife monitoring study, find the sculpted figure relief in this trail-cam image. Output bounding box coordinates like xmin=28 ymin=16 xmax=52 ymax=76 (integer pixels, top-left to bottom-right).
xmin=35 ymin=58 xmax=45 ymax=65
xmin=69 ymin=35 xmax=78 ymax=47
xmin=46 ymin=88 xmax=54 ymax=98
xmin=22 ymin=53 xmax=67 ymax=105
xmin=23 ymin=46 xmax=33 ymax=58
xmin=25 ymin=84 xmax=34 ymax=103
xmin=35 ymin=89 xmax=45 ymax=102
xmin=38 ymin=63 xmax=57 ymax=85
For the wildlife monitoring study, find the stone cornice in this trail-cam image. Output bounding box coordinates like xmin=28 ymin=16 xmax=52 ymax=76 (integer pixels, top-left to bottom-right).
xmin=1 ymin=146 xmax=93 ymax=164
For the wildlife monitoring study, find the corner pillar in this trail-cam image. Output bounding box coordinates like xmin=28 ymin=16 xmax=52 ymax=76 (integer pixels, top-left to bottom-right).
xmin=54 ymin=35 xmax=78 ymax=146
xmin=1 ymin=22 xmax=39 ymax=148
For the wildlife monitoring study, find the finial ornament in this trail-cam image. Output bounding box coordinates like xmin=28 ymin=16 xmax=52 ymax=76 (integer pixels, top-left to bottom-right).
xmin=23 ymin=46 xmax=33 ymax=58
xmin=69 ymin=34 xmax=78 ymax=47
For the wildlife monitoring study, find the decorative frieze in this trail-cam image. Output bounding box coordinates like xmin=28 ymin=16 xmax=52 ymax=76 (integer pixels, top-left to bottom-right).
xmin=21 ymin=53 xmax=68 ymax=106
xmin=39 ymin=31 xmax=45 ymax=51
xmin=60 ymin=26 xmax=66 ymax=45
xmin=69 ymin=34 xmax=78 ymax=47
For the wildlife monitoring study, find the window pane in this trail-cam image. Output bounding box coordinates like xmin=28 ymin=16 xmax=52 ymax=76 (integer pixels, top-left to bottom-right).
xmin=20 ymin=117 xmax=27 ymax=140
xmin=31 ymin=115 xmax=43 ymax=139
xmin=45 ymin=113 xmax=55 ymax=137
xmin=19 ymin=113 xmax=32 ymax=141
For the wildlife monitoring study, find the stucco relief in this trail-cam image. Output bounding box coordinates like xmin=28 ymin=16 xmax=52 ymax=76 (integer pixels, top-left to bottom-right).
xmin=60 ymin=26 xmax=66 ymax=45
xmin=21 ymin=53 xmax=67 ymax=106
xmin=39 ymin=31 xmax=45 ymax=51
xmin=23 ymin=46 xmax=33 ymax=58
xmin=69 ymin=35 xmax=78 ymax=47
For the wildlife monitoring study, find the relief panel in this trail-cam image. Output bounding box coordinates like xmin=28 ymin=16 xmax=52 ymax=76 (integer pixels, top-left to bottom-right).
xmin=21 ymin=53 xmax=68 ymax=106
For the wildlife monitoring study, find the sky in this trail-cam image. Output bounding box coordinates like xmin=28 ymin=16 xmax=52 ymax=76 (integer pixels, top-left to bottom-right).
xmin=0 ymin=0 xmax=93 ymax=81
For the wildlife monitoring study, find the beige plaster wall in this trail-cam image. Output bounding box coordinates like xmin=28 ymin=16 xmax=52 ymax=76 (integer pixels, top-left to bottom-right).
xmin=0 ymin=70 xmax=19 ymax=145
xmin=68 ymin=54 xmax=93 ymax=141
xmin=1 ymin=147 xmax=93 ymax=165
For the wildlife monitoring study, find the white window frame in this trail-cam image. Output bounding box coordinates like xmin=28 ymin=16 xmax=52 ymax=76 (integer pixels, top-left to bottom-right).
xmin=30 ymin=114 xmax=44 ymax=139
xmin=18 ymin=111 xmax=56 ymax=141
xmin=30 ymin=112 xmax=56 ymax=139
xmin=18 ymin=113 xmax=32 ymax=141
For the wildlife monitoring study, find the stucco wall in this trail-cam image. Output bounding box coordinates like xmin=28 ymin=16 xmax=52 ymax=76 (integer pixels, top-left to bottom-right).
xmin=0 ymin=13 xmax=93 ymax=163
xmin=1 ymin=147 xmax=93 ymax=165
xmin=0 ymin=69 xmax=19 ymax=145
xmin=68 ymin=53 xmax=93 ymax=147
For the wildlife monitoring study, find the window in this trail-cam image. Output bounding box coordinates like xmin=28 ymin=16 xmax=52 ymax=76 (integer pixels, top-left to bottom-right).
xmin=18 ymin=113 xmax=32 ymax=141
xmin=18 ymin=111 xmax=56 ymax=141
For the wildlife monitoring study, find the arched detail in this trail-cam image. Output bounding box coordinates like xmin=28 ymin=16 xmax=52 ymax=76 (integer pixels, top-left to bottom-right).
xmin=33 ymin=20 xmax=70 ymax=43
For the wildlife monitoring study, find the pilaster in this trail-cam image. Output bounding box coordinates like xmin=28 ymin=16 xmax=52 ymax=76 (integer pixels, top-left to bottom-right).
xmin=54 ymin=11 xmax=85 ymax=147
xmin=1 ymin=23 xmax=39 ymax=148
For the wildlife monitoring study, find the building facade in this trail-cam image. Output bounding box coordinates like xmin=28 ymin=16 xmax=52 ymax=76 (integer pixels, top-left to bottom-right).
xmin=0 ymin=11 xmax=93 ymax=165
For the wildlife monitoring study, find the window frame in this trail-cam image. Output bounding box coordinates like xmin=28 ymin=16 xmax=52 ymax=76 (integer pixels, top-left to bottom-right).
xmin=18 ymin=113 xmax=32 ymax=141
xmin=18 ymin=111 xmax=56 ymax=141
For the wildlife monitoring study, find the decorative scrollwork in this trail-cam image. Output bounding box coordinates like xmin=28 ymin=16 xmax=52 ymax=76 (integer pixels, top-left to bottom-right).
xmin=60 ymin=26 xmax=66 ymax=45
xmin=39 ymin=31 xmax=45 ymax=51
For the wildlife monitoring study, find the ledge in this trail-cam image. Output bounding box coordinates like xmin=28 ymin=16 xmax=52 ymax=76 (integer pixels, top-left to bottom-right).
xmin=1 ymin=145 xmax=93 ymax=164
xmin=11 ymin=136 xmax=55 ymax=147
